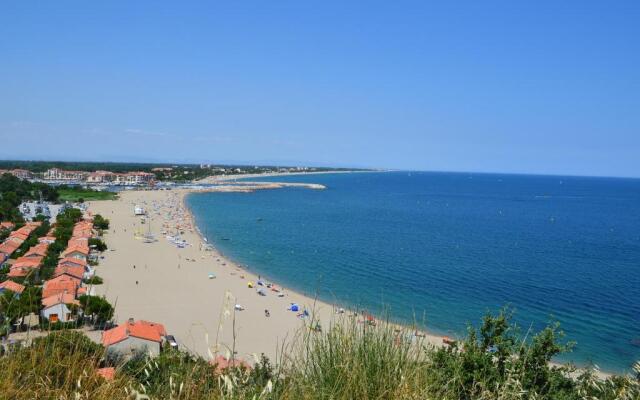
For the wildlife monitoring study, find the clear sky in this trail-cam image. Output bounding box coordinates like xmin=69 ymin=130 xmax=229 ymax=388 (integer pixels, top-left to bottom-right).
xmin=1 ymin=1 xmax=639 ymax=177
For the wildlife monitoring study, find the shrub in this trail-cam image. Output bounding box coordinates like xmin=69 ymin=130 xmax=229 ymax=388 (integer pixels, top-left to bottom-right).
xmin=89 ymin=237 xmax=108 ymax=251
xmin=84 ymin=275 xmax=104 ymax=285
xmin=93 ymin=214 xmax=110 ymax=230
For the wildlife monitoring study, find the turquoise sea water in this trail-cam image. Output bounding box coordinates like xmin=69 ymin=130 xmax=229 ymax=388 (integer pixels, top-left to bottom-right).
xmin=186 ymin=172 xmax=640 ymax=373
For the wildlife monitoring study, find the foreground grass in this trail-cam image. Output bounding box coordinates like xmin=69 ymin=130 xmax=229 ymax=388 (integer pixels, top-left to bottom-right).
xmin=58 ymin=188 xmax=118 ymax=202
xmin=0 ymin=311 xmax=638 ymax=399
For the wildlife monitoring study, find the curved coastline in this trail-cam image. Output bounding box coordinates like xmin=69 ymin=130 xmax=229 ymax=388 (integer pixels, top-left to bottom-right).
xmin=183 ymin=186 xmax=614 ymax=379
xmin=88 ymin=175 xmax=615 ymax=379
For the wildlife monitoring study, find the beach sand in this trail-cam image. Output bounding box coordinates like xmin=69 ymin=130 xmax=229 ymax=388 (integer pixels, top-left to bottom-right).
xmin=88 ymin=189 xmax=442 ymax=363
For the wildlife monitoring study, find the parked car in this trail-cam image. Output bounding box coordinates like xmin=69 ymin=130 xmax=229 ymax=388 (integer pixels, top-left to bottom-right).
xmin=166 ymin=335 xmax=178 ymax=349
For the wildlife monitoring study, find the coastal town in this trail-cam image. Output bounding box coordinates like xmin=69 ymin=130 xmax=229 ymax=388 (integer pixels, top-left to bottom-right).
xmin=0 ymin=162 xmax=633 ymax=397
xmin=0 ymin=164 xmax=348 ymax=381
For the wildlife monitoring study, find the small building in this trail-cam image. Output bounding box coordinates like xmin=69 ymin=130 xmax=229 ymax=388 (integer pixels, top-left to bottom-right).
xmin=24 ymin=243 xmax=49 ymax=258
xmin=38 ymin=235 xmax=57 ymax=245
xmin=0 ymin=241 xmax=21 ymax=258
xmin=41 ymin=293 xmax=80 ymax=323
xmin=8 ymin=256 xmax=42 ymax=278
xmin=0 ymin=221 xmax=15 ymax=231
xmin=42 ymin=274 xmax=80 ymax=298
xmin=62 ymin=245 xmax=89 ymax=261
xmin=9 ymin=169 xmax=33 ymax=179
xmin=102 ymin=319 xmax=167 ymax=357
xmin=0 ymin=280 xmax=25 ymax=296
xmin=96 ymin=367 xmax=115 ymax=381
xmin=20 ymin=312 xmax=40 ymax=329
xmin=58 ymin=256 xmax=88 ymax=269
xmin=54 ymin=264 xmax=87 ymax=281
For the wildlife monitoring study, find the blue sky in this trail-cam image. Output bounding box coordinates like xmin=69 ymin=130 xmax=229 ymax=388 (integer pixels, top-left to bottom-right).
xmin=1 ymin=1 xmax=638 ymax=177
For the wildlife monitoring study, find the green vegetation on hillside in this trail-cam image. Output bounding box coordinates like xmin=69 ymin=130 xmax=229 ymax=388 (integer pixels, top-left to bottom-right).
xmin=0 ymin=310 xmax=637 ymax=399
xmin=0 ymin=173 xmax=59 ymax=222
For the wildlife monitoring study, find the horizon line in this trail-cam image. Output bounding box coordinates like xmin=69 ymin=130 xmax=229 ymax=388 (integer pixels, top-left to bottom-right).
xmin=0 ymin=157 xmax=638 ymax=181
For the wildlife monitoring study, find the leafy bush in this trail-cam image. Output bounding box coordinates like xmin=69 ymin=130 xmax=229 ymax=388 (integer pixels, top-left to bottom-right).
xmin=84 ymin=275 xmax=104 ymax=285
xmin=89 ymin=237 xmax=108 ymax=251
xmin=78 ymin=295 xmax=113 ymax=325
xmin=93 ymin=214 xmax=110 ymax=230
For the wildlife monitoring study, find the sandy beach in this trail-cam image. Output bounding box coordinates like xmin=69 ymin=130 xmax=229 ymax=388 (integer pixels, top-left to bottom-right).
xmin=88 ymin=188 xmax=442 ymax=364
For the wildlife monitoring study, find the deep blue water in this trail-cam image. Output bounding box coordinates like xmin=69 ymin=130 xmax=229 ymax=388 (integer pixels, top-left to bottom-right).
xmin=186 ymin=172 xmax=640 ymax=373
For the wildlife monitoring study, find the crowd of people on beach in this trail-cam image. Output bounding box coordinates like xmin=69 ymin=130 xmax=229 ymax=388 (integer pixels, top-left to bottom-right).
xmin=123 ymin=191 xmax=317 ymax=324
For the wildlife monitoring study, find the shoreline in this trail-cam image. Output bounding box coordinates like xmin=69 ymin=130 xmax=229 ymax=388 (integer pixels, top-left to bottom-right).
xmin=88 ymin=185 xmax=613 ymax=378
xmin=196 ymin=169 xmax=380 ymax=184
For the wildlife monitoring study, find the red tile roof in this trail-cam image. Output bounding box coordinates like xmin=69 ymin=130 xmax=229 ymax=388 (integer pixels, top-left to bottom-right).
xmin=41 ymin=293 xmax=79 ymax=308
xmin=62 ymin=245 xmax=90 ymax=257
xmin=7 ymin=268 xmax=30 ymax=278
xmin=11 ymin=256 xmax=43 ymax=269
xmin=0 ymin=280 xmax=25 ymax=294
xmin=42 ymin=275 xmax=80 ymax=298
xmin=211 ymin=355 xmax=252 ymax=374
xmin=102 ymin=320 xmax=167 ymax=347
xmin=96 ymin=367 xmax=115 ymax=381
xmin=0 ymin=241 xmax=20 ymax=255
xmin=24 ymin=243 xmax=49 ymax=258
xmin=58 ymin=257 xmax=88 ymax=267
xmin=54 ymin=265 xmax=85 ymax=280
xmin=0 ymin=222 xmax=15 ymax=230
xmin=8 ymin=232 xmax=28 ymax=242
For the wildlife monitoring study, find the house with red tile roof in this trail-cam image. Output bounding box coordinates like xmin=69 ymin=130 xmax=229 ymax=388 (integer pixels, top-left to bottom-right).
xmin=67 ymin=237 xmax=88 ymax=247
xmin=58 ymin=256 xmax=87 ymax=269
xmin=42 ymin=275 xmax=80 ymax=298
xmin=96 ymin=367 xmax=115 ymax=381
xmin=38 ymin=235 xmax=57 ymax=244
xmin=0 ymin=241 xmax=21 ymax=257
xmin=11 ymin=256 xmax=43 ymax=268
xmin=24 ymin=243 xmax=49 ymax=258
xmin=54 ymin=265 xmax=86 ymax=281
xmin=0 ymin=222 xmax=15 ymax=231
xmin=0 ymin=280 xmax=25 ymax=295
xmin=102 ymin=319 xmax=167 ymax=356
xmin=8 ymin=256 xmax=43 ymax=277
xmin=41 ymin=293 xmax=80 ymax=323
xmin=7 ymin=231 xmax=28 ymax=243
xmin=62 ymin=245 xmax=90 ymax=261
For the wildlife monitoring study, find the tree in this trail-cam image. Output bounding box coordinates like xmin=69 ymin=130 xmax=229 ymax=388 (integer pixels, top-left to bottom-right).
xmin=93 ymin=214 xmax=110 ymax=230
xmin=78 ymin=295 xmax=114 ymax=326
xmin=88 ymin=238 xmax=107 ymax=252
xmin=0 ymin=286 xmax=42 ymax=324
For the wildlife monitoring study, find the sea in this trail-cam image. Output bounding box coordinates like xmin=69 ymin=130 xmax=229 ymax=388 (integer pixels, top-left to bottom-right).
xmin=185 ymin=171 xmax=640 ymax=373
